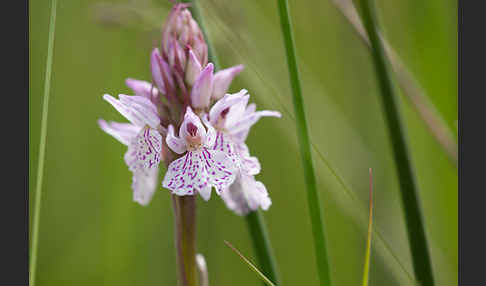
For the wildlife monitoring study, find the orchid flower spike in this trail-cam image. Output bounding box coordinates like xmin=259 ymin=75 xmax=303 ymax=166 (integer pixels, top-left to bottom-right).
xmin=98 ymin=91 xmax=163 ymax=206
xmin=162 ymin=107 xmax=237 ymax=201
xmin=207 ymin=89 xmax=281 ymax=215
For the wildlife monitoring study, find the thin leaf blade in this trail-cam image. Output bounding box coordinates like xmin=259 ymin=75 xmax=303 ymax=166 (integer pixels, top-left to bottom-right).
xmin=224 ymin=240 xmax=276 ymax=286
xmin=276 ymin=0 xmax=332 ymax=285
xmin=30 ymin=0 xmax=58 ymax=285
xmin=362 ymin=168 xmax=374 ymax=286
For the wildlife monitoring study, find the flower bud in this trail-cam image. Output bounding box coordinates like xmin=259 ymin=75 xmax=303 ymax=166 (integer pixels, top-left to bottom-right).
xmin=191 ymin=63 xmax=214 ymax=109
xmin=212 ymin=65 xmax=244 ymax=100
xmin=185 ymin=48 xmax=202 ymax=86
xmin=161 ymin=4 xmax=208 ymax=70
xmin=151 ymin=48 xmax=175 ymax=97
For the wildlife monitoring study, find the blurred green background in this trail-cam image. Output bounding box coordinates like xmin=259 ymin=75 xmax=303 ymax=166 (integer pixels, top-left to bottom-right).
xmin=29 ymin=0 xmax=457 ymax=285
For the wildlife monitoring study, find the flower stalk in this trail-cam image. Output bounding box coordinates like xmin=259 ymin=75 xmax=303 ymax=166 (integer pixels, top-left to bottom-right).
xmin=172 ymin=195 xmax=198 ymax=286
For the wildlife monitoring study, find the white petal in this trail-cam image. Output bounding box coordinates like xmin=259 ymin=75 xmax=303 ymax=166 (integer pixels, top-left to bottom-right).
xmin=103 ymin=94 xmax=160 ymax=128
xmin=230 ymin=128 xmax=250 ymax=145
xmin=198 ymin=184 xmax=212 ymax=201
xmin=229 ymin=110 xmax=281 ymax=135
xmin=124 ymin=142 xmax=138 ymax=172
xmin=247 ymin=179 xmax=272 ymax=211
xmin=235 ymin=143 xmax=261 ymax=176
xmin=166 ymin=125 xmax=187 ymax=154
xmin=245 ymin=103 xmax=256 ymax=115
xmin=202 ymin=115 xmax=216 ymax=148
xmin=132 ymin=167 xmax=158 ymax=206
xmin=133 ymin=127 xmax=163 ymax=169
xmin=208 ymin=91 xmax=248 ymax=126
xmin=162 ymin=152 xmax=204 ymax=196
xmin=212 ymin=132 xmax=239 ymax=167
xmin=162 ymin=148 xmax=237 ymax=199
xmin=204 ymin=149 xmax=237 ymax=194
xmin=223 ymin=90 xmax=250 ymax=129
xmin=179 ymin=107 xmax=207 ymax=141
xmin=118 ymin=94 xmax=160 ymax=128
xmin=125 ymin=127 xmax=162 ymax=171
xmin=220 ymin=174 xmax=271 ymax=215
xmin=98 ymin=119 xmax=140 ymax=145
xmin=212 ymin=133 xmax=260 ymax=175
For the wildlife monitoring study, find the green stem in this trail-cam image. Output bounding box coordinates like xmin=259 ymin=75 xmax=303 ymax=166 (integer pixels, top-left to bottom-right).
xmin=246 ymin=211 xmax=281 ymax=286
xmin=30 ymin=0 xmax=57 ymax=285
xmin=358 ymin=0 xmax=434 ymax=285
xmin=172 ymin=195 xmax=198 ymax=286
xmin=186 ymin=1 xmax=282 ymax=284
xmin=275 ymin=1 xmax=332 ymax=285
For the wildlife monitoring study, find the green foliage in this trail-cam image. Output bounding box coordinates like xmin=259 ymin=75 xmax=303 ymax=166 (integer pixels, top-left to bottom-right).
xmin=29 ymin=0 xmax=457 ymax=285
xmin=276 ymin=0 xmax=331 ymax=285
xmin=358 ymin=0 xmax=435 ymax=284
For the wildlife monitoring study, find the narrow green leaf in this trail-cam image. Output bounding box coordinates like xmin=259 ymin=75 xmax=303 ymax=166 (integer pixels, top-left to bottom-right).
xmin=30 ymin=0 xmax=57 ymax=285
xmin=224 ymin=241 xmax=276 ymax=286
xmin=184 ymin=1 xmax=281 ymax=284
xmin=331 ymin=0 xmax=457 ymax=166
xmin=362 ymin=168 xmax=374 ymax=286
xmin=358 ymin=0 xmax=435 ymax=285
xmin=276 ymin=0 xmax=332 ymax=285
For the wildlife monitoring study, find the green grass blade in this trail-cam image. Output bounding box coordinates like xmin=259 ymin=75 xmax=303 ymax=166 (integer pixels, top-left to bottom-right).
xmin=276 ymin=1 xmax=332 ymax=285
xmin=246 ymin=211 xmax=281 ymax=286
xmin=224 ymin=241 xmax=276 ymax=286
xmin=184 ymin=1 xmax=282 ymax=284
xmin=362 ymin=169 xmax=374 ymax=286
xmin=358 ymin=0 xmax=435 ymax=285
xmin=331 ymin=0 xmax=457 ymax=166
xmin=30 ymin=0 xmax=57 ymax=285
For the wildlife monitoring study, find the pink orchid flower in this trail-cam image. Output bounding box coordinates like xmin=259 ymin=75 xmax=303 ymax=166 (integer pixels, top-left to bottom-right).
xmin=98 ymin=82 xmax=163 ymax=206
xmin=162 ymin=107 xmax=237 ymax=200
xmin=208 ymin=89 xmax=281 ymax=215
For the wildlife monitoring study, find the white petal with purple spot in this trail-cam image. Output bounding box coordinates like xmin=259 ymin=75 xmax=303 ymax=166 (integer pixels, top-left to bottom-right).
xmin=133 ymin=126 xmax=162 ymax=169
xmin=162 ymin=148 xmax=236 ymax=199
xmin=166 ymin=125 xmax=187 ymax=154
